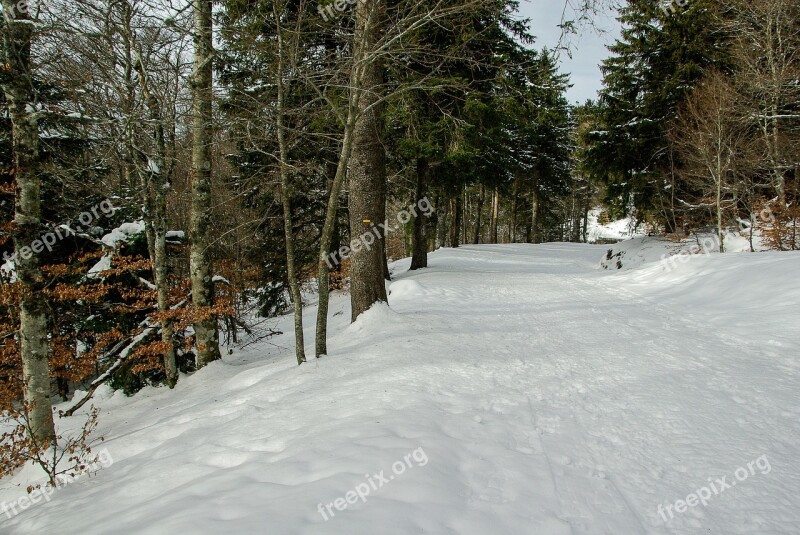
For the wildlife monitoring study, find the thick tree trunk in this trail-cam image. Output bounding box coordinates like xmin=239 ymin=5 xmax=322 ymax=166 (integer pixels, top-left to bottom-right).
xmin=472 ymin=184 xmax=485 ymax=244
xmin=489 ymin=188 xmax=499 ymax=244
xmin=410 ymin=158 xmax=428 ymax=270
xmin=348 ymin=0 xmax=387 ymax=322
xmin=383 ymin=248 xmax=391 ymax=280
xmin=190 ymin=0 xmax=222 ymax=367
xmin=2 ymin=0 xmax=55 ymax=444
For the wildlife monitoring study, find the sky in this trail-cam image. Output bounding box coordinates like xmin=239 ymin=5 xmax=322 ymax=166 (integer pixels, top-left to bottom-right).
xmin=517 ymin=1 xmax=621 ymax=104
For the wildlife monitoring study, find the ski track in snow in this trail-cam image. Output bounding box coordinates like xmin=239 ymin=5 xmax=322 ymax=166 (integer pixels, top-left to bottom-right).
xmin=2 ymin=244 xmax=799 ymax=534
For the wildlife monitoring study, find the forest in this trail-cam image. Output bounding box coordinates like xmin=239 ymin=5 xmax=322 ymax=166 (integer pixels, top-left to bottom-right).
xmin=0 ymin=0 xmax=798 ymax=530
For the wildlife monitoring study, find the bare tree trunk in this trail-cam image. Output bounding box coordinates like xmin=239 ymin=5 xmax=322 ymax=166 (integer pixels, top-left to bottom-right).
xmin=510 ymin=180 xmax=518 ymax=243
xmin=582 ymin=202 xmax=590 ymax=243
xmin=190 ymin=0 xmax=222 ymax=367
xmin=449 ymin=194 xmax=462 ymax=248
xmin=462 ymin=188 xmax=468 ymax=245
xmin=348 ymin=0 xmax=388 ymax=322
xmin=275 ymin=17 xmax=306 ymax=365
xmin=134 ymin=53 xmax=178 ymax=387
xmin=410 ymin=158 xmax=428 ymax=270
xmin=2 ymin=0 xmax=55 ymax=444
xmin=153 ymin=200 xmax=177 ymax=386
xmin=716 ymin=169 xmax=725 ymax=253
xmin=489 ymin=188 xmax=499 ymax=244
xmin=530 ymin=189 xmax=540 ymax=244
xmin=436 ymin=200 xmax=449 ymax=248
xmin=315 ymin=73 xmax=361 ymax=357
xmin=472 ymin=184 xmax=485 ymax=244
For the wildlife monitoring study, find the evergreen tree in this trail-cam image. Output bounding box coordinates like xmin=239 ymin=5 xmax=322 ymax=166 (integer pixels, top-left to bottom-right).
xmin=587 ymin=0 xmax=728 ymax=227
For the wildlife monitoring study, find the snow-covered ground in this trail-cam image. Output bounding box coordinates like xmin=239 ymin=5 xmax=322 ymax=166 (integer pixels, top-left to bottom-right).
xmin=2 ymin=243 xmax=799 ymax=534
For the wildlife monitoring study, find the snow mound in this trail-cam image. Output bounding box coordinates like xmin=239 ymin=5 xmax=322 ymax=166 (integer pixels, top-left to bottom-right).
xmin=388 ymin=279 xmax=432 ymax=301
xmin=101 ymin=221 xmax=146 ymax=248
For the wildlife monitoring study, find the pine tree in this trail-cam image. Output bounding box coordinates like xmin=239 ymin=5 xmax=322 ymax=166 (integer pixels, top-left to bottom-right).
xmin=587 ymin=0 xmax=728 ymax=227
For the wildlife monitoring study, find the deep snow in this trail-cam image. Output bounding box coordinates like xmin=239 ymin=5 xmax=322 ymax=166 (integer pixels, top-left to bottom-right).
xmin=1 ymin=243 xmax=799 ymax=534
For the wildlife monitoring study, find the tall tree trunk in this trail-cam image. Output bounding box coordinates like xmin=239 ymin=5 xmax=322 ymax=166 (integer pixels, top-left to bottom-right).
xmin=275 ymin=18 xmax=306 ymax=365
xmin=449 ymin=194 xmax=462 ymax=248
xmin=2 ymin=0 xmax=55 ymax=444
xmin=510 ymin=180 xmax=518 ymax=243
xmin=135 ymin=53 xmax=178 ymax=387
xmin=190 ymin=0 xmax=222 ymax=367
xmin=462 ymin=188 xmax=468 ymax=245
xmin=436 ymin=200 xmax=449 ymax=248
xmin=716 ymin=171 xmax=724 ymax=253
xmin=530 ymin=189 xmax=540 ymax=244
xmin=572 ymin=196 xmax=581 ymax=243
xmin=410 ymin=158 xmax=428 ymax=270
xmin=472 ymin=184 xmax=485 ymax=244
xmin=582 ymin=201 xmax=590 ymax=243
xmin=153 ymin=194 xmax=177 ymax=387
xmin=314 ymin=57 xmax=364 ymax=357
xmin=348 ymin=0 xmax=387 ymax=322
xmin=489 ymin=188 xmax=499 ymax=244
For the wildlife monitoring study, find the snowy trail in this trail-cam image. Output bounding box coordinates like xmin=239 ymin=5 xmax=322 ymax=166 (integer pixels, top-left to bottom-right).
xmin=2 ymin=244 xmax=799 ymax=534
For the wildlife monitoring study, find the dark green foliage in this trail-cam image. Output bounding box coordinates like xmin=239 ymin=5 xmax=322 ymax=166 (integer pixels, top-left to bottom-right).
xmin=584 ymin=0 xmax=729 ymax=222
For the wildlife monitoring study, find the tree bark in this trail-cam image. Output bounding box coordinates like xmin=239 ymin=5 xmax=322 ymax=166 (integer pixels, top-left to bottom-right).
xmin=489 ymin=188 xmax=499 ymax=244
xmin=314 ymin=60 xmax=363 ymax=357
xmin=348 ymin=0 xmax=388 ymax=322
xmin=530 ymin=188 xmax=540 ymax=244
xmin=190 ymin=0 xmax=222 ymax=367
xmin=1 ymin=0 xmax=55 ymax=444
xmin=472 ymin=184 xmax=485 ymax=244
xmin=449 ymin=194 xmax=462 ymax=248
xmin=134 ymin=55 xmax=178 ymax=388
xmin=436 ymin=199 xmax=448 ymax=248
xmin=582 ymin=202 xmax=590 ymax=243
xmin=275 ymin=17 xmax=306 ymax=365
xmin=410 ymin=158 xmax=428 ymax=270
xmin=510 ymin=180 xmax=518 ymax=243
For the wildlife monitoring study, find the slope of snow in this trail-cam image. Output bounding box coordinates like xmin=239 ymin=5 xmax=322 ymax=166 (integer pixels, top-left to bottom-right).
xmin=599 ymin=233 xmax=776 ymax=271
xmin=585 ymin=209 xmax=647 ymax=243
xmin=1 ymin=244 xmax=799 ymax=534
